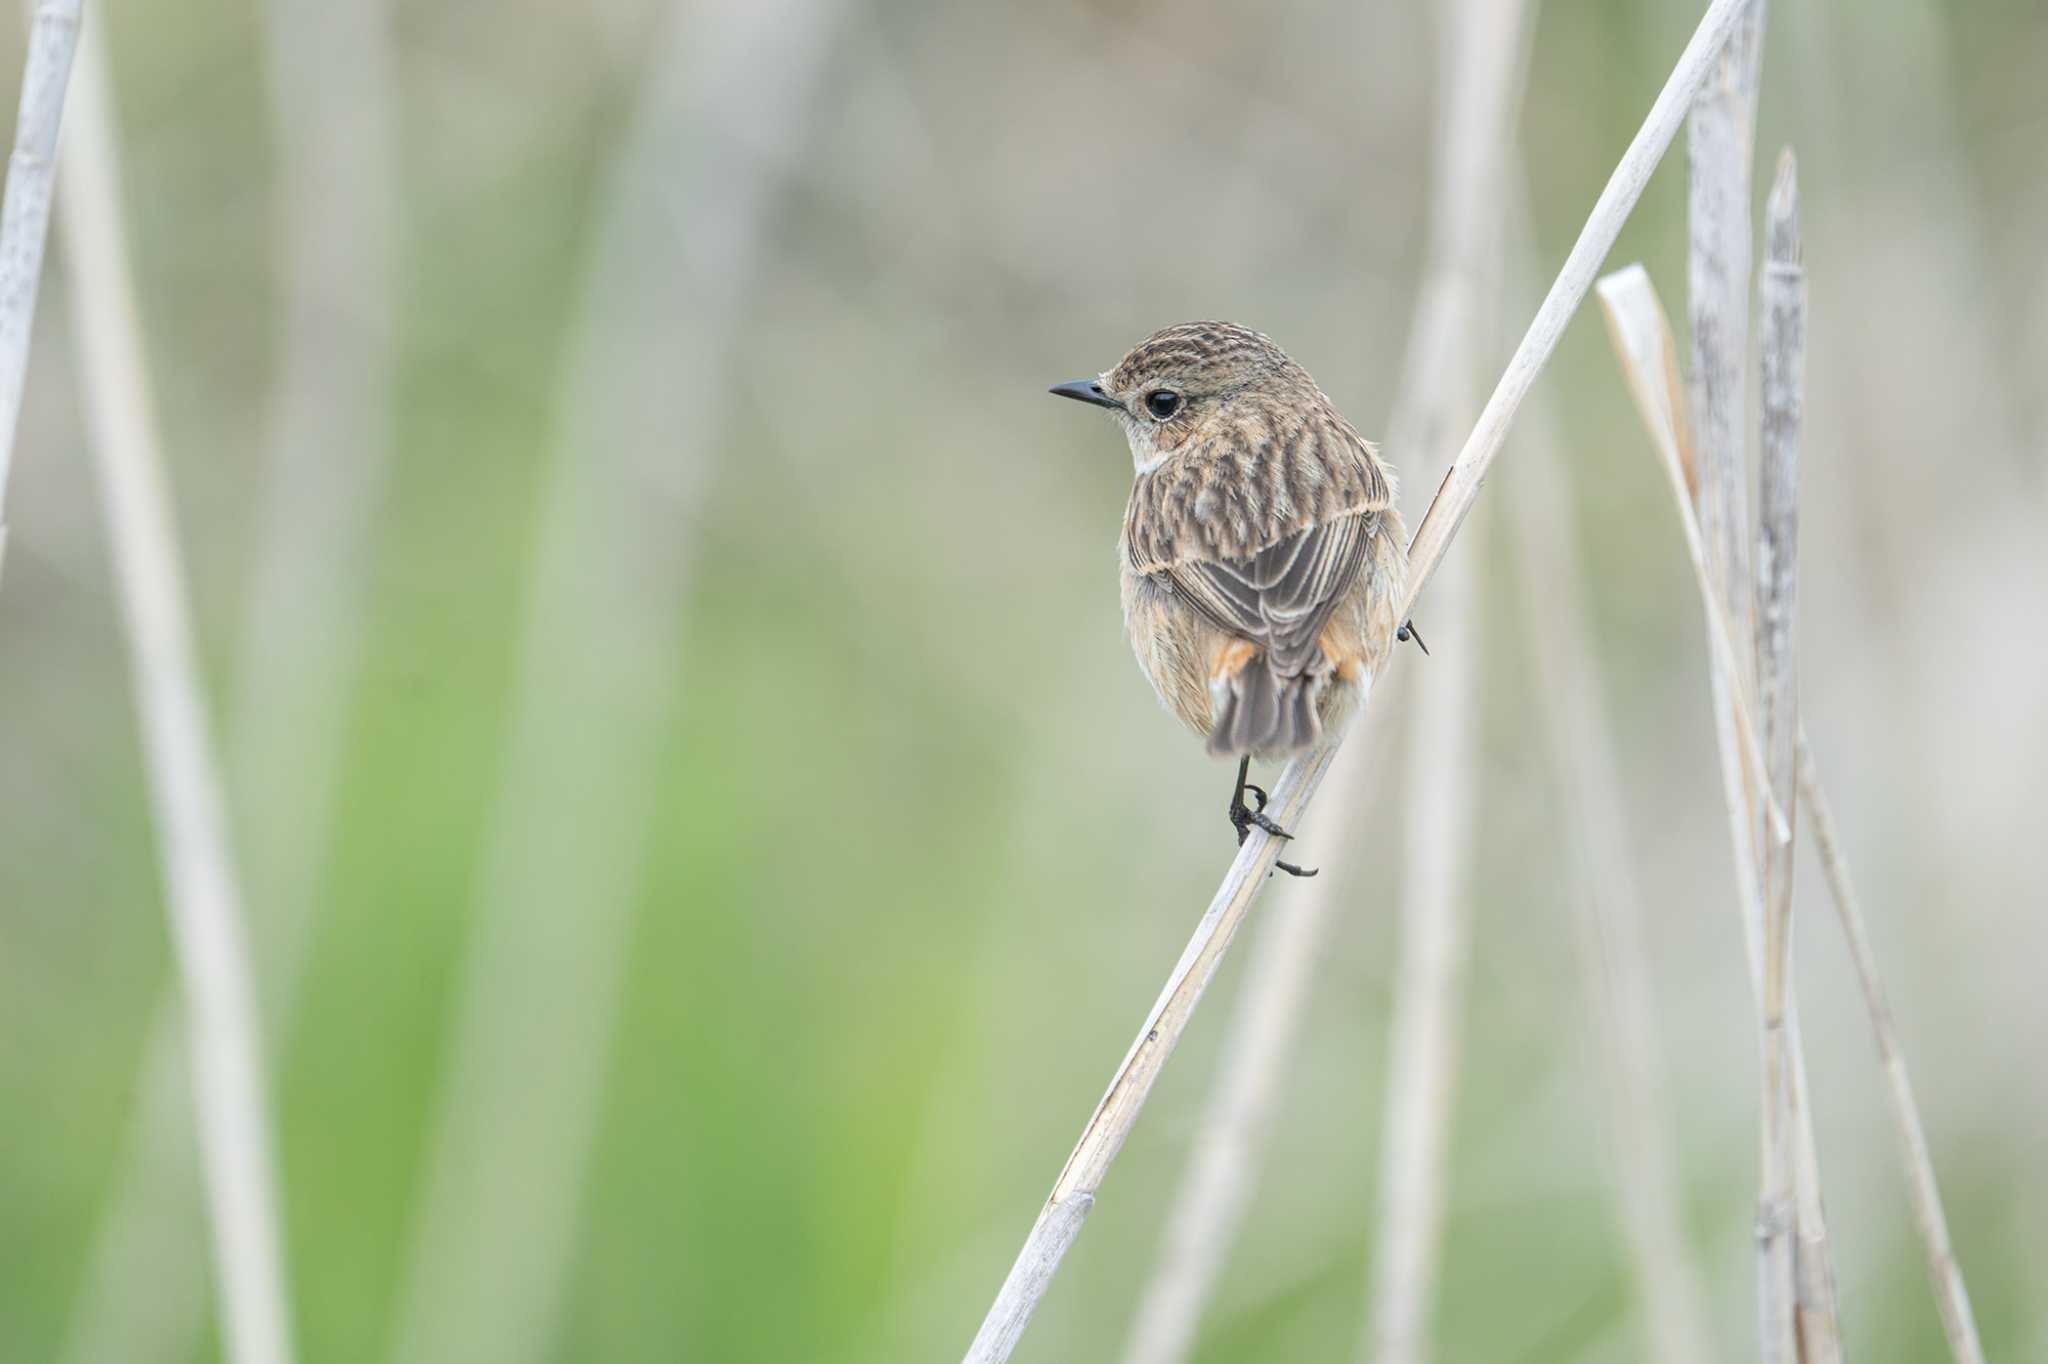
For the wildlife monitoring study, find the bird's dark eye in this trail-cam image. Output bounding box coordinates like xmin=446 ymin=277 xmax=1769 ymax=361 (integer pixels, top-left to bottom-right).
xmin=1145 ymin=390 xmax=1182 ymax=420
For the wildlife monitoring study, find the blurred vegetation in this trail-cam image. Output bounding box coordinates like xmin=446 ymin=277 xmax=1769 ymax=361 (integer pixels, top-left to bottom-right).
xmin=2 ymin=1 xmax=2044 ymax=1361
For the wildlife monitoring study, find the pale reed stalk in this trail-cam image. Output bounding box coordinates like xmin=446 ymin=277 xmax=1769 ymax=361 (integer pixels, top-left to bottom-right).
xmin=0 ymin=0 xmax=82 ymax=576
xmin=1686 ymin=12 xmax=1845 ymax=1357
xmin=55 ymin=16 xmax=295 ymax=1364
xmin=1595 ymin=259 xmax=1841 ymax=1364
xmin=1116 ymin=693 xmax=1399 ymax=1364
xmin=962 ymin=3 xmax=1757 ymax=1358
xmin=1686 ymin=0 xmax=1765 ymax=648
xmin=1755 ymin=150 xmax=1845 ymax=1364
xmin=54 ymin=7 xmax=399 ymax=1361
xmin=379 ymin=6 xmax=843 ymax=1364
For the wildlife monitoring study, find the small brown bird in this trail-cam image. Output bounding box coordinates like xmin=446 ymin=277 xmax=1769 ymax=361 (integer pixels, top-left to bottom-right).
xmin=1052 ymin=322 xmax=1412 ymax=874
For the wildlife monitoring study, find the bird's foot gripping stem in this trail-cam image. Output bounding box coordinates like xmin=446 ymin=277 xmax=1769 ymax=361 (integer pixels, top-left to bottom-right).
xmin=1227 ymin=756 xmax=1318 ymax=878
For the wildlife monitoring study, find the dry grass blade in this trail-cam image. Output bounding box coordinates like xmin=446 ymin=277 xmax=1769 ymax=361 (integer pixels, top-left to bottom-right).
xmin=55 ymin=17 xmax=297 ymax=1364
xmin=1797 ymin=732 xmax=1986 ymax=1364
xmin=0 ymin=0 xmax=83 ymax=577
xmin=1593 ymin=266 xmax=1787 ymax=844
xmin=961 ymin=1 xmax=1756 ymax=1358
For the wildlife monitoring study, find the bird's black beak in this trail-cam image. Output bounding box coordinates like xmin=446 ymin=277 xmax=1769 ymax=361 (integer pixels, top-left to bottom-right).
xmin=1049 ymin=377 xmax=1123 ymax=412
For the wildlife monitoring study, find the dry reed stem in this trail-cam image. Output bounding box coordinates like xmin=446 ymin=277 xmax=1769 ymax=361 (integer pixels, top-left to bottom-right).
xmin=54 ymin=6 xmax=400 ymax=1359
xmin=1683 ymin=0 xmax=1773 ymax=1041
xmin=961 ymin=2 xmax=1756 ymax=1357
xmin=1756 ymin=149 xmax=1844 ymax=1364
xmin=1596 ymin=255 xmax=1847 ymax=1362
xmin=1595 ymin=262 xmax=1837 ymax=1364
xmin=379 ymin=7 xmax=843 ymax=1363
xmin=1752 ymin=146 xmax=1801 ymax=1364
xmin=1797 ymin=733 xmax=1986 ymax=1364
xmin=1503 ymin=212 xmax=1711 ymax=1364
xmin=1116 ymin=694 xmax=1398 ymax=1364
xmin=1756 ymin=149 xmax=1843 ymax=1364
xmin=0 ymin=0 xmax=82 ymax=577
xmin=1687 ymin=0 xmax=1765 ymax=654
xmin=55 ymin=17 xmax=296 ymax=1364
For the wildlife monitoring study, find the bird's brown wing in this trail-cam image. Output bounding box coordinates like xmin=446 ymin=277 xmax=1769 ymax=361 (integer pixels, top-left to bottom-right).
xmin=1161 ymin=511 xmax=1373 ymax=677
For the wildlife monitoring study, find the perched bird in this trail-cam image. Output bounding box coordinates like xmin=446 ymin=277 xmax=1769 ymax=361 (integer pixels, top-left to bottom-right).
xmin=1051 ymin=322 xmax=1414 ymax=875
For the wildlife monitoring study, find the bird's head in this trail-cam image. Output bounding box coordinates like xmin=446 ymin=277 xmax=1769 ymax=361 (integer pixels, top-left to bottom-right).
xmin=1050 ymin=321 xmax=1317 ymax=474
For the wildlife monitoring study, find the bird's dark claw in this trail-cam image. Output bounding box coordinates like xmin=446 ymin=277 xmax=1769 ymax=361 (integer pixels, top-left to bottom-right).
xmin=1227 ymin=762 xmax=1318 ymax=877
xmin=1229 ymin=781 xmax=1291 ymax=844
xmin=1398 ymin=618 xmax=1430 ymax=655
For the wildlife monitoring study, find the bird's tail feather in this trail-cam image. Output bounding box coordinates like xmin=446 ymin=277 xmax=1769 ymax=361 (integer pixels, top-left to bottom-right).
xmin=1208 ymin=661 xmax=1320 ymax=757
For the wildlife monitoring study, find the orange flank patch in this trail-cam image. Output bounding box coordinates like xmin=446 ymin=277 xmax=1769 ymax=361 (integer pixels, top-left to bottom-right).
xmin=1211 ymin=638 xmax=1258 ymax=681
xmin=1321 ymin=631 xmax=1365 ymax=681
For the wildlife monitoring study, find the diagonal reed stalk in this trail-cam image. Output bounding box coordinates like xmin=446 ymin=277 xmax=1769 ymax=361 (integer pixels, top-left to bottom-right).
xmin=55 ymin=6 xmax=400 ymax=1360
xmin=0 ymin=0 xmax=83 ymax=577
xmin=1115 ymin=690 xmax=1401 ymax=1364
xmin=55 ymin=15 xmax=297 ymax=1364
xmin=961 ymin=3 xmax=1757 ymax=1358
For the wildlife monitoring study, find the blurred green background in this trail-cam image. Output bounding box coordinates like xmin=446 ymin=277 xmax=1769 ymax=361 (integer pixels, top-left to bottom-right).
xmin=3 ymin=0 xmax=2045 ymax=1361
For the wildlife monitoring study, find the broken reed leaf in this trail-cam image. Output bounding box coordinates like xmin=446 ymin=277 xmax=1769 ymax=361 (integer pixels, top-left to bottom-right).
xmin=1593 ymin=265 xmax=1789 ymax=845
